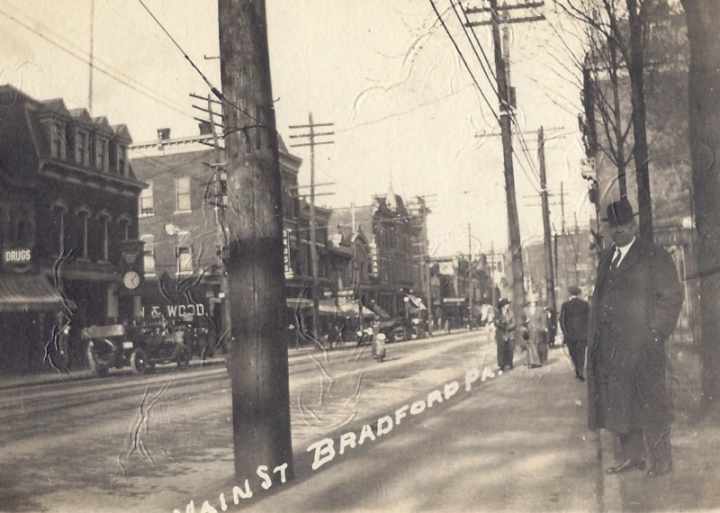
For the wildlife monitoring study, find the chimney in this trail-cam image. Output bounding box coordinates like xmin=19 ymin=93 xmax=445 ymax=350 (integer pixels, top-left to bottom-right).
xmin=157 ymin=128 xmax=171 ymax=141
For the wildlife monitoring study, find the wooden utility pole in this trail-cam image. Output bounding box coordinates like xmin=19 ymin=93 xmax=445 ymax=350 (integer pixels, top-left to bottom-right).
xmin=538 ymin=126 xmax=556 ymax=311
xmin=218 ymin=0 xmax=293 ymax=480
xmin=465 ymin=0 xmax=547 ymax=322
xmin=490 ymin=0 xmax=524 ymax=321
xmin=207 ymin=94 xmax=233 ymax=345
xmin=289 ymin=115 xmax=334 ymax=341
xmin=467 ymin=223 xmax=474 ymax=322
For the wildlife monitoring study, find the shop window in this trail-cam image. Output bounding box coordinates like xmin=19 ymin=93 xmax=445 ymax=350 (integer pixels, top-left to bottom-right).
xmin=175 ymin=177 xmax=191 ymax=212
xmin=177 ymin=246 xmax=193 ymax=274
xmin=139 ymin=181 xmax=155 ymax=217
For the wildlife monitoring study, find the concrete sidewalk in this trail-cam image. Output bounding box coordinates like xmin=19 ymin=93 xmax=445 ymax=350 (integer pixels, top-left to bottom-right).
xmin=178 ymin=346 xmax=595 ymax=513
xmin=188 ymin=344 xmax=720 ymax=513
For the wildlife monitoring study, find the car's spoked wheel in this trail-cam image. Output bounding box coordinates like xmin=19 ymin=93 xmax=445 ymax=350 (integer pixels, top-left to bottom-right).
xmin=130 ymin=348 xmax=147 ymax=374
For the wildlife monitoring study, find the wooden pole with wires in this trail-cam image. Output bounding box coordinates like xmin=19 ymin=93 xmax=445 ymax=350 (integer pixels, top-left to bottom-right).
xmin=289 ymin=115 xmax=334 ymax=342
xmin=218 ymin=0 xmax=293 ymax=481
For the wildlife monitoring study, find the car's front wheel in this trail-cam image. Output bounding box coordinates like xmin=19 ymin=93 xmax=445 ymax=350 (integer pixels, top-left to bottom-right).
xmin=86 ymin=341 xmax=110 ymax=377
xmin=130 ymin=348 xmax=148 ymax=374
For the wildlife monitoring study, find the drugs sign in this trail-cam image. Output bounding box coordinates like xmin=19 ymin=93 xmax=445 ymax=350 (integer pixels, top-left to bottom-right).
xmin=2 ymin=247 xmax=32 ymax=265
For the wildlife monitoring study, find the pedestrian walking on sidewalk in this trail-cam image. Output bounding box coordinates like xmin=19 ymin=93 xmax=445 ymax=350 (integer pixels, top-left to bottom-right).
xmin=587 ymin=198 xmax=684 ymax=478
xmin=545 ymin=306 xmax=558 ymax=347
xmin=560 ymin=286 xmax=590 ymax=381
xmin=494 ymin=298 xmax=515 ymax=371
xmin=524 ymin=302 xmax=547 ymax=368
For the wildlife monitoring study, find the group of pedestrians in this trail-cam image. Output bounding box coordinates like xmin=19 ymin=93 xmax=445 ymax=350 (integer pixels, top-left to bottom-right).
xmin=492 ymin=198 xmax=684 ymax=480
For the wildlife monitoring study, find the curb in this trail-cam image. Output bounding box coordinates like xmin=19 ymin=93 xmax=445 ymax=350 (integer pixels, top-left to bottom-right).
xmin=0 ymin=328 xmax=482 ymax=391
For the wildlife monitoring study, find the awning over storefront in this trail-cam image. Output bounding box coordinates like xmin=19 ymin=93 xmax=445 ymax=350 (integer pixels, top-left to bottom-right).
xmin=318 ymin=298 xmax=376 ymax=319
xmin=0 ymin=274 xmax=64 ymax=312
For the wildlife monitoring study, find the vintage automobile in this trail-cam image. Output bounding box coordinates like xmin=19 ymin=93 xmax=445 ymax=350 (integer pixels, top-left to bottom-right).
xmin=82 ymin=322 xmax=191 ymax=376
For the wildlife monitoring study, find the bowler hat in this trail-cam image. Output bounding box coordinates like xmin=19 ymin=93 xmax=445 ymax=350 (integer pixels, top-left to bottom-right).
xmin=497 ymin=298 xmax=510 ymax=309
xmin=568 ymin=285 xmax=581 ymax=296
xmin=602 ymin=198 xmax=637 ymax=226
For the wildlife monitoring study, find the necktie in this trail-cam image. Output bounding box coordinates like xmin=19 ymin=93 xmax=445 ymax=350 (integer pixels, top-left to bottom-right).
xmin=611 ymin=248 xmax=622 ymax=269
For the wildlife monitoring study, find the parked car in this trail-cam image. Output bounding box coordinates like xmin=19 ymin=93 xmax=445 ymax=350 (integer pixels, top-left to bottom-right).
xmin=82 ymin=322 xmax=191 ymax=376
xmin=377 ymin=318 xmax=408 ymax=343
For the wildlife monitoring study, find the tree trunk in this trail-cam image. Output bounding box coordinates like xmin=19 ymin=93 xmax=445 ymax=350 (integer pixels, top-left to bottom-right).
xmin=626 ymin=0 xmax=654 ymax=244
xmin=683 ymin=0 xmax=720 ymax=408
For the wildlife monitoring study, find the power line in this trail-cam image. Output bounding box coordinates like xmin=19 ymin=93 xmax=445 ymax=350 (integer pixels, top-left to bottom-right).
xmin=135 ymin=0 xmax=262 ymax=129
xmin=428 ymin=0 xmax=500 ymax=122
xmin=450 ymin=0 xmax=498 ymax=96
xmin=0 ymin=5 xmax=194 ymax=120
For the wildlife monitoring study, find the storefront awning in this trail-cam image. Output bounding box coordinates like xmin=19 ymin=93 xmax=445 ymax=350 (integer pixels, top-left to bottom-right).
xmin=0 ymin=274 xmax=64 ymax=312
xmin=318 ymin=298 xmax=376 ymax=319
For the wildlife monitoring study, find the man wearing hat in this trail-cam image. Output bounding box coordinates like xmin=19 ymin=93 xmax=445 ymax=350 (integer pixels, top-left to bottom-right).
xmin=587 ymin=198 xmax=683 ymax=478
xmin=560 ymin=285 xmax=590 ymax=380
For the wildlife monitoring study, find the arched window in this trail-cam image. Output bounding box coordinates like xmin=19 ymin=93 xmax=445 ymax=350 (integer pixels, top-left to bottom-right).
xmin=51 ymin=203 xmax=67 ymax=256
xmin=75 ymin=207 xmax=91 ymax=259
xmin=98 ymin=212 xmax=111 ymax=261
xmin=117 ymin=217 xmax=131 ymax=241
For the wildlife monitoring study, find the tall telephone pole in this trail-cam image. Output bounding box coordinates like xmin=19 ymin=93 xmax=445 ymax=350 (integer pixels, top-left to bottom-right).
xmin=207 ymin=94 xmax=233 ymax=344
xmin=538 ymin=126 xmax=556 ymax=311
xmin=218 ymin=0 xmax=293 ymax=480
xmin=289 ymin=114 xmax=334 ymax=341
xmin=467 ymin=223 xmax=474 ymax=320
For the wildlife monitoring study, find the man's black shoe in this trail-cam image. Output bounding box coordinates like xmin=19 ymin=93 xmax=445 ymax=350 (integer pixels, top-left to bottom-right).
xmin=606 ymin=459 xmax=645 ymax=474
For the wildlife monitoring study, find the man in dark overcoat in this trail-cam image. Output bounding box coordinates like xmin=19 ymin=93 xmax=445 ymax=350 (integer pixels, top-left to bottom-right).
xmin=560 ymin=285 xmax=590 ymax=381
xmin=587 ymin=198 xmax=683 ymax=478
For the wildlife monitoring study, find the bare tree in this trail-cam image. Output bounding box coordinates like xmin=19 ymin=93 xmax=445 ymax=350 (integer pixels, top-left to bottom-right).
xmin=557 ymin=0 xmax=671 ymax=244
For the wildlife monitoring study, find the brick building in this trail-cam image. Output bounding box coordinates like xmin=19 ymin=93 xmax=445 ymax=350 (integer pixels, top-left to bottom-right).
xmin=0 ymin=85 xmax=144 ymax=371
xmin=329 ymin=188 xmax=423 ymax=317
xmin=130 ymin=130 xmax=350 ymax=339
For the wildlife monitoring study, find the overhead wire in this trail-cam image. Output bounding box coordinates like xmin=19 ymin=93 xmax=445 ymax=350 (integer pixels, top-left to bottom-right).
xmin=455 ymin=1 xmax=542 ymax=190
xmin=428 ymin=0 xmax=500 ymax=122
xmin=135 ymin=0 xmax=263 ymax=131
xmin=0 ymin=4 xmax=194 ymax=120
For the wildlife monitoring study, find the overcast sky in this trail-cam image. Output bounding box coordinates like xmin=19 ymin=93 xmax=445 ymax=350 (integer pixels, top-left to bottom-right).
xmin=0 ymin=0 xmax=594 ymax=257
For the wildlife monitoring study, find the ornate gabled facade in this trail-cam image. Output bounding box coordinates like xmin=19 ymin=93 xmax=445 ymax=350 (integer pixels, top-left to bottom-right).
xmin=0 ymin=85 xmax=145 ymax=372
xmin=329 ymin=190 xmax=423 ymax=317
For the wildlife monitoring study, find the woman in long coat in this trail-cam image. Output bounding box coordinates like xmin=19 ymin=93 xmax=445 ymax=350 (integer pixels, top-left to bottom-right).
xmin=494 ymin=299 xmax=516 ymax=371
